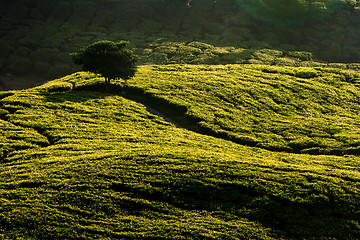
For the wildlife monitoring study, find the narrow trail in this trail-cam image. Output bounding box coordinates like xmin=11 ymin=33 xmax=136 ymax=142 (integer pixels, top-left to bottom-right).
xmin=114 ymin=86 xmax=353 ymax=157
xmin=0 ymin=83 xmax=355 ymax=158
xmin=71 ymin=84 xmax=359 ymax=157
xmin=145 ymin=105 xmax=186 ymax=129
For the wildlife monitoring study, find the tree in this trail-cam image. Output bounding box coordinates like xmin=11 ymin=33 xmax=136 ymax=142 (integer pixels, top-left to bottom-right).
xmin=71 ymin=40 xmax=139 ymax=85
xmin=238 ymin=0 xmax=347 ymax=26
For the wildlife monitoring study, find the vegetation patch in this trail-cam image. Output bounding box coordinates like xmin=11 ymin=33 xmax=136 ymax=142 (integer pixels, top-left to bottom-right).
xmin=120 ymin=64 xmax=360 ymax=155
xmin=1 ymin=0 xmax=360 ymax=89
xmin=0 ymin=65 xmax=359 ymax=239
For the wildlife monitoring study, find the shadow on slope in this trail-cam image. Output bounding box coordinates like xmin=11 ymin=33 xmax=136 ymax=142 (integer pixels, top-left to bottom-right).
xmin=1 ymin=80 xmax=359 ymax=239
xmin=109 ymin=171 xmax=360 ymax=239
xmin=73 ymin=82 xmax=261 ymax=147
xmin=68 ymin=81 xmax=360 ymax=156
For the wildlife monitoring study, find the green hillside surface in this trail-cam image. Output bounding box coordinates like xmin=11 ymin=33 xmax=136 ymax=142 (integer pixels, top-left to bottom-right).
xmin=1 ymin=65 xmax=360 ymax=239
xmin=129 ymin=64 xmax=360 ymax=155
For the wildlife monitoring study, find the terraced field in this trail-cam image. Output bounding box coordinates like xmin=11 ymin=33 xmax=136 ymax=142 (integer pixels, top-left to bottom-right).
xmin=0 ymin=65 xmax=360 ymax=239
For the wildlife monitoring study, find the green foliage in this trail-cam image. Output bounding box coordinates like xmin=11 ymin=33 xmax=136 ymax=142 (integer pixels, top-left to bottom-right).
xmin=250 ymin=49 xmax=283 ymax=64
xmin=6 ymin=56 xmax=31 ymax=74
xmin=142 ymin=42 xmax=330 ymax=67
xmin=5 ymin=2 xmax=29 ymax=20
xmin=237 ymin=0 xmax=348 ymax=26
xmin=145 ymin=42 xmax=284 ymax=65
xmin=71 ymin=40 xmax=139 ymax=84
xmin=0 ymin=68 xmax=360 ymax=239
xmin=1 ymin=0 xmax=360 ymax=89
xmin=126 ymin=64 xmax=360 ymax=155
xmin=286 ymin=51 xmax=313 ymax=61
xmin=0 ymin=116 xmax=49 ymax=157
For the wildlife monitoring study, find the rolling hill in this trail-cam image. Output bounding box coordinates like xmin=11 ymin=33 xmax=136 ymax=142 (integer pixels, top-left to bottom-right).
xmin=1 ymin=64 xmax=360 ymax=239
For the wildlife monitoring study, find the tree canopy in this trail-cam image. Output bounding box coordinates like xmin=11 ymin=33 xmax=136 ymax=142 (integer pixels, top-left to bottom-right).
xmin=71 ymin=40 xmax=139 ymax=84
xmin=236 ymin=0 xmax=348 ymax=26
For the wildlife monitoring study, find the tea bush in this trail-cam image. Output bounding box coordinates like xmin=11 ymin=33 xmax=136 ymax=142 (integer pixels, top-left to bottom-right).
xmin=0 ymin=69 xmax=359 ymax=239
xmin=287 ymin=51 xmax=313 ymax=61
xmin=126 ymin=64 xmax=360 ymax=155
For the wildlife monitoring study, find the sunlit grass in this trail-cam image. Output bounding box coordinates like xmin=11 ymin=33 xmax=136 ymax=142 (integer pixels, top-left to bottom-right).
xmin=125 ymin=64 xmax=360 ymax=154
xmin=0 ymin=64 xmax=360 ymax=239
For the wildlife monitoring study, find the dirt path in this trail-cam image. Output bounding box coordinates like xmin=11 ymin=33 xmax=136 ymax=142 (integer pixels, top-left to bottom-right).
xmin=145 ymin=105 xmax=185 ymax=129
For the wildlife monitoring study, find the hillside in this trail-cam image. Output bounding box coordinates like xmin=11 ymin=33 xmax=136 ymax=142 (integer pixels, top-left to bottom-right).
xmin=1 ymin=65 xmax=360 ymax=239
xmin=1 ymin=0 xmax=360 ymax=89
xmin=129 ymin=64 xmax=360 ymax=155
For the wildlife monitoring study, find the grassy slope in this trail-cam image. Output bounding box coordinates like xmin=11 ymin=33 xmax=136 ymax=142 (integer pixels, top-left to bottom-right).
xmin=0 ymin=66 xmax=359 ymax=239
xmin=129 ymin=64 xmax=360 ymax=154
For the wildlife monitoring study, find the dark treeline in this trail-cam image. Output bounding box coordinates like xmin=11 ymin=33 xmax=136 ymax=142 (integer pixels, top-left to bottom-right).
xmin=0 ymin=0 xmax=360 ymax=89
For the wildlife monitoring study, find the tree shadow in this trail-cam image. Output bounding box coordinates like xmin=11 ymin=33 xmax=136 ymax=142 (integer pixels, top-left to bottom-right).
xmin=42 ymin=82 xmax=123 ymax=103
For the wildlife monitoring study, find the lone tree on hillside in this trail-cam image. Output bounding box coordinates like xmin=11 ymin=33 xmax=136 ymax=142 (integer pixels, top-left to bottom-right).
xmin=71 ymin=40 xmax=139 ymax=85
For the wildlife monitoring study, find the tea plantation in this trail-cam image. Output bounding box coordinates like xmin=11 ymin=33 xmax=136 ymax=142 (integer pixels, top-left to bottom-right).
xmin=0 ymin=65 xmax=359 ymax=239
